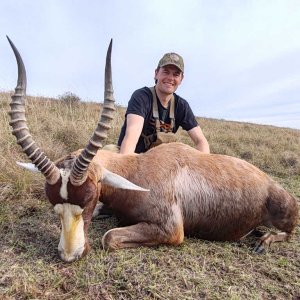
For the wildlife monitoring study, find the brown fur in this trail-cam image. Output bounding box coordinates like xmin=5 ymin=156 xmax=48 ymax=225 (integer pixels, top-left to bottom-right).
xmin=46 ymin=142 xmax=298 ymax=254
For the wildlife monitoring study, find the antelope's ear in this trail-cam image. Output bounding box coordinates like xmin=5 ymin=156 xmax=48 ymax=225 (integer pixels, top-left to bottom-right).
xmin=101 ymin=168 xmax=150 ymax=192
xmin=16 ymin=161 xmax=40 ymax=173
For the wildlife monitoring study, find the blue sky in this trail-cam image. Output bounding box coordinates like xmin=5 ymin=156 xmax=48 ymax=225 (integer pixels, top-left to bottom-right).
xmin=0 ymin=1 xmax=299 ymax=129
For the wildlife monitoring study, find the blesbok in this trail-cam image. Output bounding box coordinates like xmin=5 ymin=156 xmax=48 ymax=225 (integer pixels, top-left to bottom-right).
xmin=8 ymin=37 xmax=298 ymax=262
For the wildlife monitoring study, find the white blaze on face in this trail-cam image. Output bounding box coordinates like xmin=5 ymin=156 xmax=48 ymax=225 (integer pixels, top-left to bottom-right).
xmin=59 ymin=169 xmax=71 ymax=200
xmin=54 ymin=203 xmax=85 ymax=262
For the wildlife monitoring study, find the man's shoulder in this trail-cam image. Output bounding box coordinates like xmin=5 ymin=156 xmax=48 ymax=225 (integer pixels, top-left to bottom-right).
xmin=174 ymin=93 xmax=190 ymax=107
xmin=126 ymin=87 xmax=153 ymax=116
xmin=129 ymin=87 xmax=152 ymax=106
xmin=132 ymin=86 xmax=152 ymax=98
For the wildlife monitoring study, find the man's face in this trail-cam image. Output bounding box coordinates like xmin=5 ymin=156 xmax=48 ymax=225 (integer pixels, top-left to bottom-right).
xmin=155 ymin=65 xmax=183 ymax=95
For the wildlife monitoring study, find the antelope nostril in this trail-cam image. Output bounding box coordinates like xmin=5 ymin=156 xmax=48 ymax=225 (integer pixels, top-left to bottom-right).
xmin=57 ymin=249 xmax=70 ymax=262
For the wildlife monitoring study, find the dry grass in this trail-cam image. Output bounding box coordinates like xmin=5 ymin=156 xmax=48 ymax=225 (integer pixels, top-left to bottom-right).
xmin=0 ymin=91 xmax=300 ymax=299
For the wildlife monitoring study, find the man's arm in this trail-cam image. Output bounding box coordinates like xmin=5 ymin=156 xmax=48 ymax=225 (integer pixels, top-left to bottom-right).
xmin=119 ymin=114 xmax=144 ymax=154
xmin=187 ymin=126 xmax=210 ymax=153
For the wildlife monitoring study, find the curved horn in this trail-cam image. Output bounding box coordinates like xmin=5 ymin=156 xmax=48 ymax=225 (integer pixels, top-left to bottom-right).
xmin=70 ymin=39 xmax=115 ymax=186
xmin=7 ymin=36 xmax=60 ymax=185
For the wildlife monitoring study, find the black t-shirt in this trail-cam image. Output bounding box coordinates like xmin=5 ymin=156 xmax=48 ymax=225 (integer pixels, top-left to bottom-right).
xmin=117 ymin=86 xmax=199 ymax=153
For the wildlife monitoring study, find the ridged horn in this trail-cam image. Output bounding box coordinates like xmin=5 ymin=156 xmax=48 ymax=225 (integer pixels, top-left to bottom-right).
xmin=70 ymin=39 xmax=115 ymax=186
xmin=7 ymin=36 xmax=60 ymax=185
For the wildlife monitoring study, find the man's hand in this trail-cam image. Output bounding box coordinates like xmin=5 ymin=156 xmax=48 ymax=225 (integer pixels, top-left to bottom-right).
xmin=188 ymin=126 xmax=210 ymax=153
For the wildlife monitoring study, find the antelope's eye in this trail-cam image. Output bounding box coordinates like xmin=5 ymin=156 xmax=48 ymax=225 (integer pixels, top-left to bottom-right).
xmin=72 ymin=206 xmax=84 ymax=216
xmin=54 ymin=204 xmax=63 ymax=215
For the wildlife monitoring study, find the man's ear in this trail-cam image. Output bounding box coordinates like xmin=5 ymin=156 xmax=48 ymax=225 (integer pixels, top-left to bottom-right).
xmin=154 ymin=68 xmax=159 ymax=81
xmin=180 ymin=72 xmax=184 ymax=83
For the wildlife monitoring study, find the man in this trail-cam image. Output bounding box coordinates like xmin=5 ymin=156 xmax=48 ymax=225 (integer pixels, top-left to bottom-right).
xmin=118 ymin=52 xmax=210 ymax=154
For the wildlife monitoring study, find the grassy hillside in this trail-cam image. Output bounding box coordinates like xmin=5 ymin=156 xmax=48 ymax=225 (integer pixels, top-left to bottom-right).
xmin=0 ymin=91 xmax=299 ymax=299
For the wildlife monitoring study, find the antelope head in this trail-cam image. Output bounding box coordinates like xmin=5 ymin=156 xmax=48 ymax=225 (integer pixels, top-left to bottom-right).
xmin=8 ymin=37 xmax=147 ymax=262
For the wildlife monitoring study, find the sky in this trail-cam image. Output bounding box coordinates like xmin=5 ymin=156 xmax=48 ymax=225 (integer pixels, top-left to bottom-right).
xmin=0 ymin=1 xmax=300 ymax=130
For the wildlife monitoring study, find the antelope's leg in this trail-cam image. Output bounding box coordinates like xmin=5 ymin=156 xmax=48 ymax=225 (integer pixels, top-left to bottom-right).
xmin=102 ymin=222 xmax=184 ymax=250
xmin=253 ymin=232 xmax=289 ymax=253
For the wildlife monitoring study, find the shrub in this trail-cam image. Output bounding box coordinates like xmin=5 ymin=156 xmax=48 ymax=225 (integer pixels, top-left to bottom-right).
xmin=58 ymin=92 xmax=81 ymax=105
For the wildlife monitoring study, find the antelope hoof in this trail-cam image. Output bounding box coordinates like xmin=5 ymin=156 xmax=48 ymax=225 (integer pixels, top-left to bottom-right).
xmin=253 ymin=242 xmax=266 ymax=254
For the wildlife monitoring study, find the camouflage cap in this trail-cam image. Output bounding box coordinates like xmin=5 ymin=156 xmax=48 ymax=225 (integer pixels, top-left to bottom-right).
xmin=157 ymin=52 xmax=184 ymax=73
